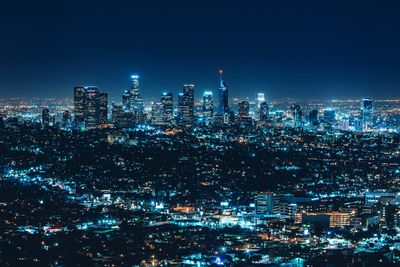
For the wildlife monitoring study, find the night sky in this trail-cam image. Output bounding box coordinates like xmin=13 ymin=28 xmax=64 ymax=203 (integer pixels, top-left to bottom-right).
xmin=1 ymin=0 xmax=400 ymax=100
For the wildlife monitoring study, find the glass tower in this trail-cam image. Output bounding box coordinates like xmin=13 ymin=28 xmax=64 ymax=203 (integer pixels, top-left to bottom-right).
xmin=361 ymin=98 xmax=373 ymax=131
xmin=218 ymin=70 xmax=229 ymax=115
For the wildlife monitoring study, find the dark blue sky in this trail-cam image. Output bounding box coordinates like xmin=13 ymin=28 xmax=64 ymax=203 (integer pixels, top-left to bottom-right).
xmin=1 ymin=0 xmax=400 ymax=100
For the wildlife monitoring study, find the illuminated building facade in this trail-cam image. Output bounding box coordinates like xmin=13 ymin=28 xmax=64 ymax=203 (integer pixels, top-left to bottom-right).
xmin=217 ymin=70 xmax=229 ymax=115
xmin=73 ymin=86 xmax=108 ymax=127
xmin=177 ymin=84 xmax=194 ymax=126
xmin=73 ymin=86 xmax=86 ymax=124
xmin=202 ymin=91 xmax=214 ymax=119
xmin=161 ymin=92 xmax=174 ymax=124
xmin=290 ymin=104 xmax=302 ymax=127
xmin=257 ymin=192 xmax=274 ymax=214
xmin=361 ymin=97 xmax=373 ymax=131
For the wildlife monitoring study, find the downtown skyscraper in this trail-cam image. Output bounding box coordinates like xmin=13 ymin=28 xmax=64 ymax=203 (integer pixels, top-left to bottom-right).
xmin=177 ymin=84 xmax=195 ymax=126
xmin=217 ymin=70 xmax=229 ymax=116
xmin=150 ymin=102 xmax=164 ymax=126
xmin=161 ymin=92 xmax=174 ymax=124
xmin=128 ymin=75 xmax=145 ymax=123
xmin=202 ymin=91 xmax=214 ymax=118
xmin=361 ymin=98 xmax=374 ymax=131
xmin=290 ymin=104 xmax=302 ymax=127
xmin=85 ymin=87 xmax=103 ymax=127
xmin=73 ymin=86 xmax=108 ymax=127
xmin=255 ymin=92 xmax=265 ymax=120
xmin=73 ymin=86 xmax=86 ymax=124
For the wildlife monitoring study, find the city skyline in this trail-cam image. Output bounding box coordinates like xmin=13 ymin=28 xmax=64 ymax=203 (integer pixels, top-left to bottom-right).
xmin=2 ymin=70 xmax=393 ymax=103
xmin=3 ymin=2 xmax=400 ymax=266
xmin=1 ymin=68 xmax=400 ymax=101
xmin=2 ymin=1 xmax=400 ymax=99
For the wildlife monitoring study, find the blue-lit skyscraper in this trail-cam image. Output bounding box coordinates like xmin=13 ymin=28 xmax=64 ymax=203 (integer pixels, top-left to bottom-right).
xmin=183 ymin=84 xmax=194 ymax=122
xmin=203 ymin=91 xmax=214 ymax=118
xmin=161 ymin=92 xmax=174 ymax=124
xmin=290 ymin=104 xmax=302 ymax=127
xmin=73 ymin=86 xmax=108 ymax=128
xmin=150 ymin=102 xmax=164 ymax=126
xmin=217 ymin=70 xmax=229 ymax=115
xmin=361 ymin=98 xmax=373 ymax=131
xmin=84 ymin=86 xmax=101 ymax=127
xmin=255 ymin=92 xmax=266 ymax=120
xmin=177 ymin=84 xmax=195 ymax=126
xmin=122 ymin=90 xmax=130 ymax=110
xmin=112 ymin=104 xmax=125 ymax=127
xmin=128 ymin=75 xmax=144 ymax=114
xmin=98 ymin=92 xmax=108 ymax=124
xmin=73 ymin=86 xmax=86 ymax=124
xmin=177 ymin=93 xmax=188 ymax=125
xmin=126 ymin=75 xmax=145 ymax=123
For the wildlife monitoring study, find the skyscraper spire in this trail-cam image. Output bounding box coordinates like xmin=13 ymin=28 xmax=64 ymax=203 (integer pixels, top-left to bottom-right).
xmin=218 ymin=69 xmax=229 ymax=115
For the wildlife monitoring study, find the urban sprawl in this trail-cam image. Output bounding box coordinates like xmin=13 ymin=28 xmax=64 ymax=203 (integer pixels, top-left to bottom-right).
xmin=1 ymin=72 xmax=400 ymax=266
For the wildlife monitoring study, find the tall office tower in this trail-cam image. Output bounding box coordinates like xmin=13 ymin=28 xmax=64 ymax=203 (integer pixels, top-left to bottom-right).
xmin=98 ymin=92 xmax=108 ymax=124
xmin=238 ymin=100 xmax=250 ymax=117
xmin=128 ymin=75 xmax=144 ymax=114
xmin=309 ymin=109 xmax=319 ymax=126
xmin=112 ymin=104 xmax=133 ymax=128
xmin=256 ymin=93 xmax=265 ymax=108
xmin=183 ymin=84 xmax=194 ymax=123
xmin=256 ymin=192 xmax=274 ymax=214
xmin=161 ymin=92 xmax=173 ymax=124
xmin=62 ymin=110 xmax=71 ymax=128
xmin=151 ymin=102 xmax=164 ymax=125
xmin=84 ymin=86 xmax=100 ymax=127
xmin=112 ymin=104 xmax=124 ymax=126
xmin=177 ymin=93 xmax=189 ymax=125
xmin=122 ymin=90 xmax=130 ymax=110
xmin=203 ymin=91 xmax=214 ymax=118
xmin=290 ymin=104 xmax=302 ymax=127
xmin=255 ymin=92 xmax=265 ymax=119
xmin=73 ymin=86 xmax=86 ymax=123
xmin=42 ymin=108 xmax=50 ymax=126
xmin=74 ymin=86 xmax=108 ymax=127
xmin=217 ymin=70 xmax=229 ymax=115
xmin=361 ymin=98 xmax=373 ymax=131
xmin=323 ymin=108 xmax=336 ymax=124
xmin=177 ymin=84 xmax=195 ymax=126
xmin=259 ymin=101 xmax=269 ymax=122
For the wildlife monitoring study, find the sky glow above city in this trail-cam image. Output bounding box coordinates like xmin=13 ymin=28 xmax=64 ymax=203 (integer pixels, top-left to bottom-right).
xmin=1 ymin=1 xmax=400 ymax=99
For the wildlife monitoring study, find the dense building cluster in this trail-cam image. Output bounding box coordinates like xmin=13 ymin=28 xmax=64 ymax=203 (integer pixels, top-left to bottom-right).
xmin=1 ymin=73 xmax=400 ymax=266
xmin=37 ymin=72 xmax=386 ymax=136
